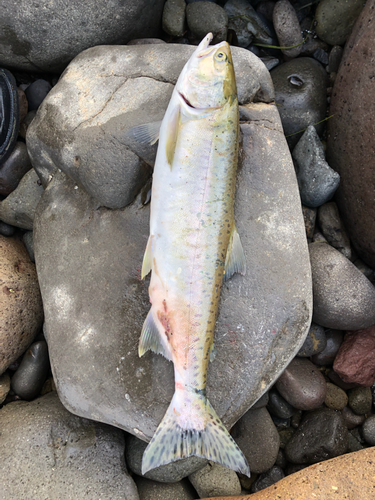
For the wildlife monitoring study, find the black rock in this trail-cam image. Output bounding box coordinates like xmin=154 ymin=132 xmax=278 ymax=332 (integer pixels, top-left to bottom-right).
xmin=24 ymin=80 xmax=52 ymax=111
xmin=11 ymin=341 xmax=50 ymax=400
xmin=250 ymin=465 xmax=285 ymax=493
xmin=0 ymin=142 xmax=32 ymax=196
xmin=0 ymin=220 xmax=15 ymax=236
xmin=267 ymin=389 xmax=297 ymax=419
xmin=0 ymin=69 xmax=19 ymax=166
xmin=297 ymin=322 xmax=326 ymax=357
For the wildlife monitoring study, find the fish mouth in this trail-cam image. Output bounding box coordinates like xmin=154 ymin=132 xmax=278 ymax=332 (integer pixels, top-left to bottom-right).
xmin=178 ymin=91 xmax=196 ymax=109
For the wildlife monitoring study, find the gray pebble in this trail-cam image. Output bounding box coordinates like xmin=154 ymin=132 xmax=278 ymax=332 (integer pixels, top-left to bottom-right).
xmin=163 ymin=0 xmax=186 ymax=37
xmin=341 ymin=406 xmax=366 ymax=430
xmin=11 ymin=341 xmax=50 ymax=400
xmin=285 ymin=407 xmax=348 ymax=464
xmin=318 ymin=202 xmax=351 ymax=260
xmin=251 ymin=391 xmax=269 ymax=409
xmin=313 ymin=47 xmax=329 ymax=66
xmin=260 ymin=56 xmax=280 ymax=72
xmin=125 ymin=433 xmax=207 ymax=482
xmin=362 ymin=415 xmax=375 ymax=446
xmin=275 ymin=357 xmax=327 ymax=411
xmin=348 ymin=428 xmax=366 ymax=453
xmin=186 ymin=1 xmax=228 ymax=43
xmin=324 ymin=382 xmax=348 ymax=411
xmin=0 ymin=142 xmax=32 ymax=197
xmin=250 ymin=465 xmax=285 ymax=493
xmin=348 ymin=387 xmax=372 ymax=416
xmin=315 ymin=0 xmax=365 ymax=46
xmin=271 ymin=57 xmax=328 ymax=148
xmin=23 ymin=231 xmax=35 ymax=262
xmin=24 ymin=79 xmax=52 ymax=111
xmin=297 ymin=322 xmax=326 ymax=357
xmin=327 ymin=45 xmax=343 ymax=74
xmin=292 ymin=126 xmax=340 ymax=208
xmin=310 ymin=242 xmax=375 ymax=330
xmin=0 ymin=221 xmax=16 ymax=236
xmin=231 ymin=407 xmax=279 ymax=474
xmin=267 ymin=389 xmax=297 ymax=419
xmin=273 ymin=0 xmax=303 ymax=58
xmin=135 ymin=476 xmax=196 ymax=500
xmin=311 ymin=329 xmax=343 ymax=366
xmin=188 ymin=462 xmax=241 ymax=498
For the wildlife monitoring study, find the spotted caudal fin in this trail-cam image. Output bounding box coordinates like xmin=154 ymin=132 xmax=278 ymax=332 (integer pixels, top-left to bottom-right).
xmin=141 ymin=389 xmax=250 ymax=476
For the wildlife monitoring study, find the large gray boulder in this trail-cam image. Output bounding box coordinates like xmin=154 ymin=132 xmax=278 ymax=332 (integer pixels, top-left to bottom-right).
xmin=0 ymin=0 xmax=165 ymax=72
xmin=31 ymin=44 xmax=312 ymax=451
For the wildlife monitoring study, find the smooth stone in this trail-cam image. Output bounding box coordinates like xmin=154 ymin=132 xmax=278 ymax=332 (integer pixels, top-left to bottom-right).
xmin=224 ymin=0 xmax=256 ymax=47
xmin=0 ymin=371 xmax=10 ymax=403
xmin=0 ymin=142 xmax=32 ymax=196
xmin=22 ymin=230 xmax=34 ymax=262
xmin=313 ymin=47 xmax=329 ymax=66
xmin=284 ymin=408 xmax=348 ymax=464
xmin=296 ymin=322 xmax=326 ymax=357
xmin=0 ymin=169 xmax=44 ymax=230
xmin=267 ymin=389 xmax=296 ymax=419
xmin=315 ymin=0 xmax=365 ymax=45
xmin=327 ymin=45 xmax=343 ymax=73
xmin=10 ymin=341 xmax=50 ymax=400
xmin=27 ymin=44 xmax=274 ymax=210
xmin=0 ymin=0 xmax=165 ymax=72
xmin=18 ymin=110 xmax=36 ymax=140
xmin=353 ymin=258 xmax=375 ymax=281
xmin=17 ymin=88 xmax=28 ymax=124
xmin=251 ymin=391 xmax=269 ymax=409
xmin=275 ymin=449 xmax=287 ymax=468
xmin=302 ymin=206 xmax=316 ymax=240
xmin=292 ymin=126 xmax=340 ymax=208
xmin=250 ymin=466 xmax=285 ymax=493
xmin=348 ymin=428 xmax=366 ymax=453
xmin=362 ymin=415 xmax=375 ymax=446
xmin=0 ymin=220 xmax=15 ymax=236
xmin=24 ymin=79 xmax=52 ymax=111
xmin=334 ymin=326 xmax=375 ymax=386
xmin=271 ymin=57 xmax=327 ymax=148
xmin=326 ymin=0 xmax=375 ymax=269
xmin=0 ymin=392 xmax=139 ymax=499
xmin=135 ymin=476 xmax=196 ymax=500
xmin=189 ymin=462 xmax=241 ymax=498
xmin=127 ymin=38 xmax=167 ymax=45
xmin=291 ymin=410 xmax=303 ymax=429
xmin=163 ymin=0 xmax=186 ymax=37
xmin=311 ymin=329 xmax=343 ymax=366
xmin=203 ymin=448 xmax=375 ymax=500
xmin=125 ymin=433 xmax=207 ymax=482
xmin=309 ymin=242 xmax=375 ymax=330
xmin=273 ymin=0 xmax=303 ymax=58
xmin=271 ymin=415 xmax=291 ymax=429
xmin=32 ymin=102 xmax=312 ymax=440
xmin=318 ymin=202 xmax=351 ymax=260
xmin=341 ymin=406 xmax=366 ymax=429
xmin=324 ymin=382 xmax=348 ymax=410
xmin=348 ymin=387 xmax=372 ymax=415
xmin=186 ymin=2 xmax=228 ymax=43
xmin=231 ymin=407 xmax=280 ymax=474
xmin=0 ymin=235 xmax=43 ymax=374
xmin=275 ymin=358 xmax=327 ymax=411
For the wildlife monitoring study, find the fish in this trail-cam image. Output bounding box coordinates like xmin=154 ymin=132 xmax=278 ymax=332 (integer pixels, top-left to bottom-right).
xmin=138 ymin=32 xmax=249 ymax=476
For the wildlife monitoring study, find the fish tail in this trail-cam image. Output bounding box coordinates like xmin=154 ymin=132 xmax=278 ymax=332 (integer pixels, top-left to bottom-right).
xmin=141 ymin=388 xmax=250 ymax=476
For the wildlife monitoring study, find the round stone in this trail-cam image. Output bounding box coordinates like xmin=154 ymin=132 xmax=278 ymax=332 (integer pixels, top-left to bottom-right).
xmin=267 ymin=389 xmax=297 ymax=419
xmin=315 ymin=0 xmax=365 ymax=45
xmin=348 ymin=387 xmax=372 ymax=415
xmin=188 ymin=462 xmax=241 ymax=498
xmin=324 ymin=382 xmax=348 ymax=411
xmin=297 ymin=322 xmax=326 ymax=357
xmin=341 ymin=406 xmax=366 ymax=429
xmin=0 ymin=142 xmax=32 ymax=197
xmin=24 ymin=79 xmax=52 ymax=111
xmin=250 ymin=465 xmax=285 ymax=493
xmin=273 ymin=0 xmax=303 ymax=58
xmin=312 ymin=329 xmax=343 ymax=366
xmin=362 ymin=415 xmax=375 ymax=446
xmin=186 ymin=2 xmax=228 ymax=43
xmin=162 ymin=0 xmax=186 ymax=37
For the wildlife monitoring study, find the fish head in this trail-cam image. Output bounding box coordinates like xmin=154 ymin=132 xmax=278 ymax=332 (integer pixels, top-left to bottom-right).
xmin=177 ymin=33 xmax=237 ymax=112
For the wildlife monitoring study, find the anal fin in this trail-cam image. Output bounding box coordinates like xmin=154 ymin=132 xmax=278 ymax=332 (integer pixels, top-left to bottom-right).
xmin=141 ymin=235 xmax=153 ymax=279
xmin=224 ymin=225 xmax=246 ymax=281
xmin=139 ymin=309 xmax=171 ymax=360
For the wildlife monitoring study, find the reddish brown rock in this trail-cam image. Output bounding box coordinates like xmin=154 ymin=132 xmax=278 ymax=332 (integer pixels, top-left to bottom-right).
xmin=200 ymin=448 xmax=375 ymax=500
xmin=327 ymin=0 xmax=375 ymax=268
xmin=0 ymin=235 xmax=43 ymax=374
xmin=333 ymin=325 xmax=375 ymax=386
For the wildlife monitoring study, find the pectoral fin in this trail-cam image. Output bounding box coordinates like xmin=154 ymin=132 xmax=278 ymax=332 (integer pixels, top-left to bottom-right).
xmin=125 ymin=121 xmax=161 ymax=145
xmin=139 ymin=309 xmax=171 ymax=361
xmin=141 ymin=235 xmax=153 ymax=279
xmin=165 ymin=104 xmax=180 ymax=168
xmin=224 ymin=225 xmax=246 ymax=281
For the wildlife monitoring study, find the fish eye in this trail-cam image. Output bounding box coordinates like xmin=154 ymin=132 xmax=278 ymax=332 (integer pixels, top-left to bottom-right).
xmin=215 ymin=51 xmax=227 ymax=62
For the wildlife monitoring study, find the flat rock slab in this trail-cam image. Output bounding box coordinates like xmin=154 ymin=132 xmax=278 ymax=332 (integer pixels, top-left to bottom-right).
xmin=33 ymin=98 xmax=312 ymax=441
xmin=200 ymin=448 xmax=375 ymax=500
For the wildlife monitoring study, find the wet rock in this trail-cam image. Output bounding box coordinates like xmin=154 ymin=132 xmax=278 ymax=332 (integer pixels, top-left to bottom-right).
xmin=362 ymin=415 xmax=375 ymax=446
xmin=348 ymin=387 xmax=372 ymax=415
xmin=0 ymin=235 xmax=43 ymax=375
xmin=250 ymin=465 xmax=285 ymax=493
xmin=27 ymin=43 xmax=273 ymax=210
xmin=271 ymin=57 xmax=327 ymax=148
xmin=327 ymin=45 xmax=343 ymax=73
xmin=0 ymin=392 xmax=139 ymax=499
xmin=186 ymin=2 xmax=228 ymax=43
xmin=324 ymin=382 xmax=348 ymax=410
xmin=273 ymin=0 xmax=303 ymax=58
xmin=342 ymin=406 xmax=366 ymax=429
xmin=315 ymin=0 xmax=365 ymax=46
xmin=32 ymin=100 xmax=311 ymax=441
xmin=284 ymin=408 xmax=348 ymax=464
xmin=302 ymin=206 xmax=316 ymax=240
xmin=275 ymin=357 xmax=327 ymax=411
xmin=318 ymin=202 xmax=351 ymax=260
xmin=0 ymin=0 xmax=165 ymax=72
xmin=292 ymin=126 xmax=340 ymax=208
xmin=326 ymin=0 xmax=375 ymax=269
xmin=334 ymin=326 xmax=375 ymax=386
xmin=0 ymin=142 xmax=32 ymax=197
xmin=10 ymin=341 xmax=50 ymax=400
xmin=309 ymin=242 xmax=375 ymax=330
xmin=297 ymin=322 xmax=326 ymax=357
xmin=135 ymin=476 xmax=196 ymax=500
xmin=312 ymin=329 xmax=343 ymax=366
xmin=267 ymin=389 xmax=296 ymax=419
xmin=163 ymin=0 xmax=186 ymax=37
xmin=224 ymin=0 xmax=256 ymax=47
xmin=0 ymin=371 xmax=10 ymax=403
xmin=125 ymin=433 xmax=207 ymax=482
xmin=189 ymin=462 xmax=241 ymax=498
xmin=22 ymin=230 xmax=34 ymax=262
xmin=24 ymin=79 xmax=52 ymax=111
xmin=232 ymin=407 xmax=280 ymax=474
xmin=0 ymin=221 xmax=15 ymax=236
xmin=0 ymin=169 xmax=44 ymax=230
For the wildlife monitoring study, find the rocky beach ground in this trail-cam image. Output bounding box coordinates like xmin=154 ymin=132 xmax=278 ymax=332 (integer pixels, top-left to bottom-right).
xmin=1 ymin=0 xmax=375 ymax=499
